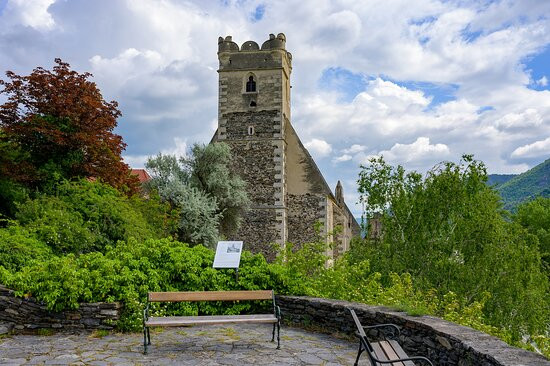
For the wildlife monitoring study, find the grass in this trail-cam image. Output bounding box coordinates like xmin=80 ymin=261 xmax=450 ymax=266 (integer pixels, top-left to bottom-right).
xmin=37 ymin=328 xmax=55 ymax=336
xmin=219 ymin=327 xmax=240 ymax=340
xmin=89 ymin=329 xmax=110 ymax=338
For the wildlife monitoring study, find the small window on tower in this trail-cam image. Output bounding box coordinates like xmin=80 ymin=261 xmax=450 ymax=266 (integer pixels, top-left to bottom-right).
xmin=246 ymin=76 xmax=256 ymax=92
xmin=250 ymin=100 xmax=257 ymax=107
xmin=248 ymin=126 xmax=254 ymax=135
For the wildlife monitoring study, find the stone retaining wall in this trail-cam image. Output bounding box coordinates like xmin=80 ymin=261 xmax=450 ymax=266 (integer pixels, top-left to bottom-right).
xmin=277 ymin=295 xmax=549 ymax=366
xmin=0 ymin=285 xmax=120 ymax=332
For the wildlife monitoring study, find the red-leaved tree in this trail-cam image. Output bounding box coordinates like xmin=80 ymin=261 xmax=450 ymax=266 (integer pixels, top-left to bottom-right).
xmin=0 ymin=58 xmax=138 ymax=194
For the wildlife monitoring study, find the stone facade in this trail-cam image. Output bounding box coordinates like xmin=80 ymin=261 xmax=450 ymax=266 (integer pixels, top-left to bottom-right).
xmin=212 ymin=33 xmax=360 ymax=260
xmin=277 ymin=295 xmax=550 ymax=366
xmin=0 ymin=285 xmax=120 ymax=332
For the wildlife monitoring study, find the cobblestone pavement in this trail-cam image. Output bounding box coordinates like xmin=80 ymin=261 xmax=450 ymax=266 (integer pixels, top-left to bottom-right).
xmin=0 ymin=324 xmax=362 ymax=365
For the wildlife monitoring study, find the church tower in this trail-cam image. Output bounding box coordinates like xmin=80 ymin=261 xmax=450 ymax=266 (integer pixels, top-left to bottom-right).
xmin=215 ymin=34 xmax=291 ymax=259
xmin=214 ymin=33 xmax=360 ymax=261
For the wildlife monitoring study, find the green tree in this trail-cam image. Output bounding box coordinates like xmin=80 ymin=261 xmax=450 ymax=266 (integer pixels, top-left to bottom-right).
xmin=356 ymin=155 xmax=549 ymax=337
xmin=514 ymin=197 xmax=550 ymax=270
xmin=146 ymin=153 xmax=221 ymax=247
xmin=145 ymin=143 xmax=249 ymax=247
xmin=183 ymin=143 xmax=249 ymax=236
xmin=0 ymin=59 xmax=139 ymax=193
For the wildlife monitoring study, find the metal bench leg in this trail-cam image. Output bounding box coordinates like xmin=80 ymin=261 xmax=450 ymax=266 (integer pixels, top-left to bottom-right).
xmin=276 ymin=320 xmax=280 ymax=349
xmin=354 ymin=341 xmax=363 ymax=366
xmin=271 ymin=323 xmax=276 ymax=342
xmin=143 ymin=326 xmax=148 ymax=355
xmin=147 ymin=327 xmax=151 ymax=345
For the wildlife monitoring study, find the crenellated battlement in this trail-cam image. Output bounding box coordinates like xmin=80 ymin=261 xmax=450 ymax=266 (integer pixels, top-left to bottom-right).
xmin=218 ymin=33 xmax=288 ymax=53
xmin=217 ymin=33 xmax=292 ymax=72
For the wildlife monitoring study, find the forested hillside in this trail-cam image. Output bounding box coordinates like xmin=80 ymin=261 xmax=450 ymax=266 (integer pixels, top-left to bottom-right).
xmin=487 ymin=174 xmax=516 ymax=186
xmin=494 ymin=159 xmax=550 ymax=210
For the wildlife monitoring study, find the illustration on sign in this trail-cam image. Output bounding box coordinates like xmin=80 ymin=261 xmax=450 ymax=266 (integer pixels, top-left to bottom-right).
xmin=213 ymin=241 xmax=243 ymax=268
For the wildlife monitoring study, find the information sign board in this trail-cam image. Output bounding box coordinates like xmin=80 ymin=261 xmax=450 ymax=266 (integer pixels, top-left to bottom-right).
xmin=213 ymin=241 xmax=243 ymax=268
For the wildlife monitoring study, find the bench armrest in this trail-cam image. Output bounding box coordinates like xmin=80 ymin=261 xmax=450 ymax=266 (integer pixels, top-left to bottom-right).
xmin=143 ymin=302 xmax=150 ymax=324
xmin=362 ymin=323 xmax=400 ymax=337
xmin=275 ymin=305 xmax=281 ymax=320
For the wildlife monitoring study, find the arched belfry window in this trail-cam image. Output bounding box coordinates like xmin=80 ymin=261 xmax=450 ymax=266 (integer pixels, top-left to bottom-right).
xmin=246 ymin=75 xmax=256 ymax=92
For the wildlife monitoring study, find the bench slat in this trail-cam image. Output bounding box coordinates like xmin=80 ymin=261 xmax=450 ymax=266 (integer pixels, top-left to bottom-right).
xmin=145 ymin=314 xmax=277 ymax=327
xmin=148 ymin=290 xmax=273 ymax=302
xmin=371 ymin=341 xmax=389 ymax=363
xmin=388 ymin=340 xmax=415 ymax=366
xmin=379 ymin=340 xmax=405 ymax=366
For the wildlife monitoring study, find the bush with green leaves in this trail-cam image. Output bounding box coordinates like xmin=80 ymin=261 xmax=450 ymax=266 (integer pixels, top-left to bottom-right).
xmin=0 ymin=237 xmax=287 ymax=331
xmin=13 ymin=179 xmax=174 ymax=254
xmin=0 ymin=222 xmax=52 ymax=272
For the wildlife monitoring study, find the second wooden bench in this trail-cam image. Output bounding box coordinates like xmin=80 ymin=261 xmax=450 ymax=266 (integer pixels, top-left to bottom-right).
xmin=142 ymin=290 xmax=281 ymax=354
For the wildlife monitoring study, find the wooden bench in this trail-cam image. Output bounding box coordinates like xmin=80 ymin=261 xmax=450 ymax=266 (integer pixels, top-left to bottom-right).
xmin=349 ymin=308 xmax=433 ymax=366
xmin=142 ymin=290 xmax=281 ymax=354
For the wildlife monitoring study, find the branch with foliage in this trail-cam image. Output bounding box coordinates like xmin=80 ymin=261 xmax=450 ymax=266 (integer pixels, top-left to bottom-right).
xmin=145 ymin=143 xmax=249 ymax=247
xmin=0 ymin=59 xmax=139 ymax=196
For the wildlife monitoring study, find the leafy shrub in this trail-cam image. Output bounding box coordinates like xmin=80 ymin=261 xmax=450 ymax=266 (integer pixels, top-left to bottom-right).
xmin=15 ymin=196 xmax=96 ymax=253
xmin=0 ymin=238 xmax=283 ymax=331
xmin=14 ymin=179 xmax=174 ymax=254
xmin=0 ymin=222 xmax=51 ymax=271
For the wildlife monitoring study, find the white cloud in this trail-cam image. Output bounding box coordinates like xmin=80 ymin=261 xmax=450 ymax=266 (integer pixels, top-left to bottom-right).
xmin=123 ymin=154 xmax=148 ymax=169
xmin=342 ymin=144 xmax=366 ymax=154
xmin=304 ymin=138 xmax=332 ymax=158
xmin=511 ymin=137 xmax=550 ymax=159
xmin=333 ymin=154 xmax=352 ymax=163
xmin=495 ymin=108 xmax=543 ymax=130
xmin=536 ymin=76 xmax=548 ymax=87
xmin=378 ymin=137 xmax=450 ymax=166
xmin=2 ymin=0 xmax=56 ymax=30
xmin=161 ymin=137 xmax=188 ymax=158
xmin=124 ymin=136 xmax=188 ymax=169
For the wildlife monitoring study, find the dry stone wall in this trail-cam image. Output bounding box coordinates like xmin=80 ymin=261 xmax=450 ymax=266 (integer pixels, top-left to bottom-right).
xmin=0 ymin=285 xmax=120 ymax=332
xmin=276 ymin=295 xmax=550 ymax=366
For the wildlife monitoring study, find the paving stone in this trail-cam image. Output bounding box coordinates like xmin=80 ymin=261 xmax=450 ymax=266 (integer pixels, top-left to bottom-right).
xmin=0 ymin=324 xmax=359 ymax=365
xmin=0 ymin=358 xmax=26 ymax=366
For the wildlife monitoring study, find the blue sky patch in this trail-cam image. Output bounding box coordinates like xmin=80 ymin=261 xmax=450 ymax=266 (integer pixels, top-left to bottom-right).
xmin=524 ymin=46 xmax=550 ymax=91
xmin=409 ymin=15 xmax=437 ymax=26
xmin=461 ymin=26 xmax=483 ymax=43
xmin=319 ymin=67 xmax=367 ymax=102
xmin=0 ymin=0 xmax=7 ymax=16
xmin=478 ymin=106 xmax=495 ymax=114
xmin=251 ymin=4 xmax=265 ymax=22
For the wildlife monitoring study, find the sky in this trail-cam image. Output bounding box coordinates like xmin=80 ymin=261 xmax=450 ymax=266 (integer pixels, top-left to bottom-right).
xmin=0 ymin=0 xmax=549 ymax=215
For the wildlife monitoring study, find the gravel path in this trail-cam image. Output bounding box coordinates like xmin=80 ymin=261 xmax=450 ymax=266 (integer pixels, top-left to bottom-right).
xmin=0 ymin=324 xmax=362 ymax=365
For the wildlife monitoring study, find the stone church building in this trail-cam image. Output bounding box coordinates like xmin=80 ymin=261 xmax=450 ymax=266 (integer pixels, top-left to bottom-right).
xmin=212 ymin=33 xmax=360 ymax=261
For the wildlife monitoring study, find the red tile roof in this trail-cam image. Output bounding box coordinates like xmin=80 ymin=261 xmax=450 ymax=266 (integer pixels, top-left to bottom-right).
xmin=131 ymin=169 xmax=152 ymax=183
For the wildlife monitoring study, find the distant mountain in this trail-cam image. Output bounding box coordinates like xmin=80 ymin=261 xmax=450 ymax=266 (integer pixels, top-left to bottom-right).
xmin=493 ymin=158 xmax=550 ymax=211
xmin=487 ymin=174 xmax=516 ymax=187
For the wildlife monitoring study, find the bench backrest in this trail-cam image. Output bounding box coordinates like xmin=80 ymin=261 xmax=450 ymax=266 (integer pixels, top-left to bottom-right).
xmin=148 ymin=290 xmax=274 ymax=302
xmin=349 ymin=308 xmax=377 ymax=358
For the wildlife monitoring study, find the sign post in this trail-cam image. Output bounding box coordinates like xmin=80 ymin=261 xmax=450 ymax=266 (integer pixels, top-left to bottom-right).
xmin=213 ymin=241 xmax=243 ymax=281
